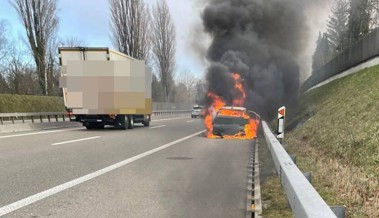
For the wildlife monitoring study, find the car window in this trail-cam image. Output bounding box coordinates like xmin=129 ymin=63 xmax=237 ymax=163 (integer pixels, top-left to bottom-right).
xmin=213 ymin=116 xmax=248 ymax=125
xmin=193 ymin=106 xmax=202 ymax=110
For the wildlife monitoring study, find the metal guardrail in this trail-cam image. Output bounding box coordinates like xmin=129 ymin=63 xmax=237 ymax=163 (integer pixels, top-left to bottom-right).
xmin=262 ymin=121 xmax=337 ymax=218
xmin=152 ymin=110 xmax=191 ymax=116
xmin=0 ymin=112 xmax=68 ymax=125
xmin=0 ymin=110 xmax=191 ymax=125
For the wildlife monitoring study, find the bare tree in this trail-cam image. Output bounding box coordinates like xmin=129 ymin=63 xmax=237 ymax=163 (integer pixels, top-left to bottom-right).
xmin=0 ymin=20 xmax=8 ymax=65
xmin=152 ymin=73 xmax=163 ymax=101
xmin=0 ymin=20 xmax=10 ymax=94
xmin=109 ymin=0 xmax=150 ymax=60
xmin=60 ymin=36 xmax=86 ymax=47
xmin=195 ymin=79 xmax=206 ymax=104
xmin=11 ymin=0 xmax=59 ymax=95
xmin=176 ymin=70 xmax=197 ymax=91
xmin=3 ymin=39 xmax=38 ymax=95
xmin=175 ymin=70 xmax=198 ymax=103
xmin=151 ymin=0 xmax=176 ymax=102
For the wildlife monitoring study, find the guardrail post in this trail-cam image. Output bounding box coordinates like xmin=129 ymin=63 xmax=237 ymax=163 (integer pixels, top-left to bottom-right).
xmin=55 ymin=115 xmax=58 ymax=122
xmin=1 ymin=117 xmax=3 ymax=125
xmin=290 ymin=154 xmax=297 ymax=164
xmin=22 ymin=116 xmax=25 ymax=123
xmin=11 ymin=117 xmax=14 ymax=124
xmin=303 ymin=172 xmax=312 ymax=184
xmin=330 ymin=206 xmax=346 ymax=218
xmin=62 ymin=115 xmax=65 ymax=121
xmin=39 ymin=116 xmax=43 ymax=123
xmin=47 ymin=115 xmax=51 ymax=122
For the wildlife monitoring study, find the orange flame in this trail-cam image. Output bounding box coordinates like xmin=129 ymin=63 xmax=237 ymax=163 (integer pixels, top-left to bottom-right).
xmin=204 ymin=92 xmax=226 ymax=138
xmin=204 ymin=73 xmax=259 ymax=140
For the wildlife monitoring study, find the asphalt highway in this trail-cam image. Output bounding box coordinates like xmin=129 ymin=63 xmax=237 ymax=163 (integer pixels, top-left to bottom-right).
xmin=0 ymin=115 xmax=255 ymax=218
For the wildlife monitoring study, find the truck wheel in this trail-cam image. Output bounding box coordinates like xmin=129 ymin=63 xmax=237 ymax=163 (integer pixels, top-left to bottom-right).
xmin=86 ymin=125 xmax=93 ymax=130
xmin=142 ymin=121 xmax=150 ymax=127
xmin=127 ymin=115 xmax=134 ymax=129
xmin=120 ymin=115 xmax=127 ymax=130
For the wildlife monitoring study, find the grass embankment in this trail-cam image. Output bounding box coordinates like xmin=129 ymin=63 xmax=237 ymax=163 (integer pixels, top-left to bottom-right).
xmin=0 ymin=94 xmax=65 ymax=113
xmin=259 ymin=130 xmax=293 ymax=217
xmin=286 ymin=65 xmax=379 ymax=217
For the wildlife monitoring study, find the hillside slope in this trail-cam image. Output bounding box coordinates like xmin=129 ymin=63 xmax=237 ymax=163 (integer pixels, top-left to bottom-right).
xmin=287 ymin=65 xmax=379 ymax=217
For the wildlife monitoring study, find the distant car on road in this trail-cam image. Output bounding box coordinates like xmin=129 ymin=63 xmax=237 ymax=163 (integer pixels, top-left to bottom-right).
xmin=212 ymin=106 xmax=249 ymax=136
xmin=191 ymin=105 xmax=204 ymax=118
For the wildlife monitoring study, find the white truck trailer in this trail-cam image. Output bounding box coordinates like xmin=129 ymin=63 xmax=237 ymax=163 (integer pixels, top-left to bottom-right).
xmin=59 ymin=47 xmax=152 ymax=129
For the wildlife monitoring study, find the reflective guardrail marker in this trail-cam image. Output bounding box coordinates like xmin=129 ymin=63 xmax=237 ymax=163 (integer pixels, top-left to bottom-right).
xmin=277 ymin=106 xmax=285 ymax=142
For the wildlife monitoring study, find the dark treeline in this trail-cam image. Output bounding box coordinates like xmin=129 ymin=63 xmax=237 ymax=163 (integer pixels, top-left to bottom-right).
xmin=312 ymin=0 xmax=379 ymax=72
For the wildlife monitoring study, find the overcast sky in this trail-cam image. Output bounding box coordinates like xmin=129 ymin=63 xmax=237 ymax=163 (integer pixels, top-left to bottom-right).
xmin=0 ymin=0 xmax=331 ymax=81
xmin=0 ymin=0 xmax=208 ymax=79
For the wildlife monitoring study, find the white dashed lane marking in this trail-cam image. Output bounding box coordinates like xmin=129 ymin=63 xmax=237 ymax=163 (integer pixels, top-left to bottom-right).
xmin=51 ymin=136 xmax=101 ymax=145
xmin=149 ymin=125 xmax=166 ymax=129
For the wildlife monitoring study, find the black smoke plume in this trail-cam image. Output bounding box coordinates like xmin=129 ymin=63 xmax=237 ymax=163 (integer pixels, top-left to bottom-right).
xmin=202 ymin=0 xmax=310 ymax=120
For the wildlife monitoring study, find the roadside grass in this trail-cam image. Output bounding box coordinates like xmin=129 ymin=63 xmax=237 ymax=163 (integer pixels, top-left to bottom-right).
xmin=258 ymin=135 xmax=292 ymax=217
xmin=260 ymin=176 xmax=292 ymax=218
xmin=286 ymin=65 xmax=379 ymax=217
xmin=0 ymin=94 xmax=65 ymax=113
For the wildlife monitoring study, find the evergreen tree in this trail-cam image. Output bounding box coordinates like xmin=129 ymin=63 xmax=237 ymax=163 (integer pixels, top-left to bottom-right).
xmin=347 ymin=0 xmax=370 ymax=44
xmin=327 ymin=0 xmax=349 ymax=54
xmin=369 ymin=0 xmax=379 ymax=28
xmin=312 ymin=32 xmax=333 ymax=72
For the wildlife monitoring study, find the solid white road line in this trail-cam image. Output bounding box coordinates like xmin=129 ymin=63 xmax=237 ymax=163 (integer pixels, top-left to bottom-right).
xmin=0 ymin=127 xmax=83 ymax=139
xmin=0 ymin=130 xmax=206 ymax=217
xmin=51 ymin=136 xmax=101 ymax=145
xmin=152 ymin=117 xmax=189 ymax=122
xmin=186 ymin=120 xmax=194 ymax=123
xmin=149 ymin=125 xmax=166 ymax=129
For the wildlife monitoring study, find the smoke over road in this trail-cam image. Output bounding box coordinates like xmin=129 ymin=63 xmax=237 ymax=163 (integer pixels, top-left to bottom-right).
xmin=202 ymin=0 xmax=316 ymax=119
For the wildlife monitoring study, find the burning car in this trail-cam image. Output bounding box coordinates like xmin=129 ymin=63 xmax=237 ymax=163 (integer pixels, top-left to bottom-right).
xmin=204 ymin=73 xmax=260 ymax=139
xmin=207 ymin=106 xmax=259 ymax=139
xmin=212 ymin=107 xmax=248 ymax=136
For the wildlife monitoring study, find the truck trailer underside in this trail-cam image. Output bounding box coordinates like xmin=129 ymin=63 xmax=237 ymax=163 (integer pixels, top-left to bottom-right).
xmin=73 ymin=114 xmax=150 ymax=129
